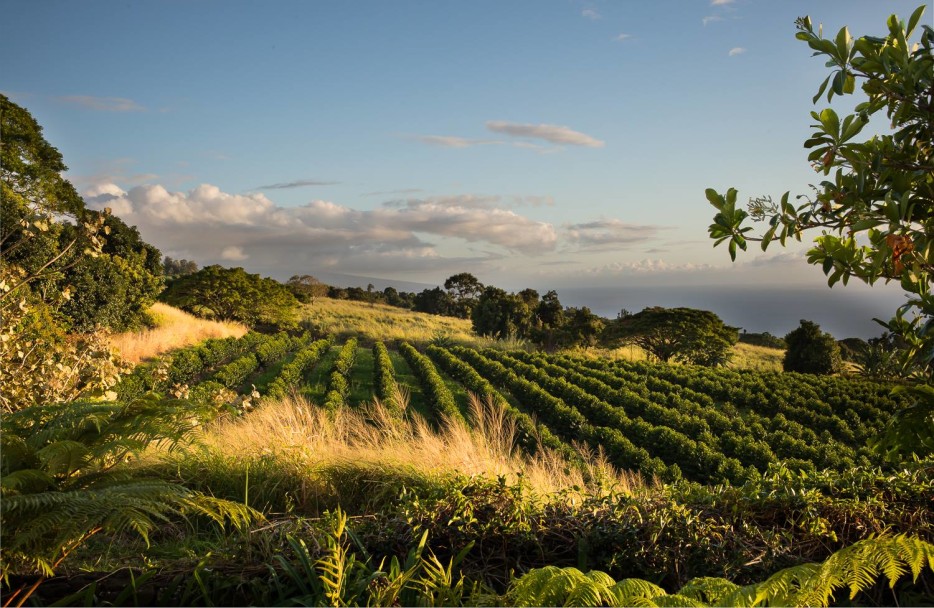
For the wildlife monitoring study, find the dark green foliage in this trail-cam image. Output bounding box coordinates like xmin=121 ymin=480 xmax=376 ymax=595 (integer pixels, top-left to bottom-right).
xmin=266 ymin=337 xmax=332 ymax=399
xmin=413 ymin=287 xmax=455 ymax=316
xmin=399 ymin=342 xmax=462 ymax=424
xmin=870 ymin=384 xmax=934 ymax=461
xmin=471 ymin=286 xmax=536 ymax=340
xmin=443 ymin=272 xmax=484 ymax=319
xmin=0 ymin=397 xmax=255 ymax=578
xmin=603 ymin=307 xmax=738 ymax=366
xmin=159 ymin=265 xmax=299 ymax=329
xmin=1 ymin=95 xmax=163 ymax=333
xmin=254 ymin=332 xmax=295 ymax=367
xmin=213 ymin=354 xmax=259 ymax=389
xmin=323 ymin=338 xmax=358 ymax=411
xmin=372 ymin=341 xmax=401 ymax=415
xmin=739 ymin=331 xmax=786 ymax=349
xmin=286 ymin=274 xmax=329 ymax=303
xmin=162 ymin=256 xmax=198 ymax=277
xmin=426 ymin=345 xmax=581 ymax=464
xmin=784 ymin=320 xmax=843 ymax=375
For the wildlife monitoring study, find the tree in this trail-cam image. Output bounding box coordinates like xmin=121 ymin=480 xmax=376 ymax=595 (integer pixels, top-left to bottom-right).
xmin=413 ymin=287 xmax=455 ymax=316
xmin=0 ymin=96 xmax=129 ymax=411
xmin=163 ymin=256 xmax=199 ymax=277
xmin=159 ymin=265 xmax=300 ymax=329
xmin=57 ymin=211 xmax=164 ymax=332
xmin=444 ymin=272 xmax=484 ymax=318
xmin=783 ymin=320 xmax=843 ymax=374
xmin=706 ymin=6 xmax=933 ymax=376
xmin=286 ymin=274 xmax=329 ymax=303
xmin=559 ymin=306 xmax=605 ymax=349
xmin=471 ymin=286 xmax=535 ymax=340
xmin=602 ymin=307 xmax=738 ymax=366
xmin=706 ymin=7 xmax=933 ymax=458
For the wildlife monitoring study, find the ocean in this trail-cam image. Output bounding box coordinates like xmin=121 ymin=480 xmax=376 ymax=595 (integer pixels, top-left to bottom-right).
xmin=549 ymin=284 xmax=909 ymax=340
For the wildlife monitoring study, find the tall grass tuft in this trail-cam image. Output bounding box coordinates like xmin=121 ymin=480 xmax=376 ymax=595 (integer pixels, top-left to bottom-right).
xmin=164 ymin=391 xmax=642 ymax=515
xmin=109 ymin=303 xmax=248 ymax=364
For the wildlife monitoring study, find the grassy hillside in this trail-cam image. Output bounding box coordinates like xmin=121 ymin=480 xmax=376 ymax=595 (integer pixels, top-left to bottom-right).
xmin=108 ymin=302 xmax=248 ymax=364
xmin=301 ymin=297 xmax=488 ymax=346
xmin=8 ymin=302 xmax=932 ymax=606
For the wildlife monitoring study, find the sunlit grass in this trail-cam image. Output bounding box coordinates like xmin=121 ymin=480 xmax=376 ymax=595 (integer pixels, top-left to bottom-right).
xmin=301 ymin=298 xmax=493 ymax=347
xmin=108 ymin=303 xmax=248 ymax=364
xmin=729 ymin=342 xmax=785 ymax=372
xmin=558 ymin=342 xmax=785 ymax=372
xmin=162 ymin=392 xmax=642 ymax=515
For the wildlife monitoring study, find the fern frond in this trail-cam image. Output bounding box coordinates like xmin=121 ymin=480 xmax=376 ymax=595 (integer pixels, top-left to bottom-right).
xmin=716 ymin=583 xmax=761 ymax=608
xmin=35 ymin=440 xmax=92 ymax=476
xmin=677 ymin=577 xmax=740 ymax=605
xmin=1 ymin=468 xmax=56 ymax=494
xmin=756 ymin=562 xmax=821 ymax=605
xmin=610 ymin=578 xmax=667 ymax=600
xmin=652 ymin=593 xmax=707 ymax=607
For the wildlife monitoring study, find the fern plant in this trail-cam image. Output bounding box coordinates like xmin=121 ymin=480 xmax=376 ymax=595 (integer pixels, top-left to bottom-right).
xmin=507 ymin=535 xmax=934 ymax=607
xmin=0 ymin=395 xmax=256 ymax=585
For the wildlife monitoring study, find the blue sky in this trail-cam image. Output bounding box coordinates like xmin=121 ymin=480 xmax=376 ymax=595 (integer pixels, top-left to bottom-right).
xmin=2 ymin=1 xmax=928 ymax=334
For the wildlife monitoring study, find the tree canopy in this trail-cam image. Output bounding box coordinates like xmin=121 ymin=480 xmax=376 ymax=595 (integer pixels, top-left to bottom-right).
xmin=159 ymin=265 xmax=300 ymax=329
xmin=603 ymin=307 xmax=738 ymax=367
xmin=706 ymin=6 xmax=933 ymax=376
xmin=783 ymin=320 xmax=843 ymax=375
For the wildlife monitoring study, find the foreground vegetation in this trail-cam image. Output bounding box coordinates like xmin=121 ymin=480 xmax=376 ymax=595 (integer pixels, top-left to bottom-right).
xmin=3 ymin=6 xmax=933 ymax=606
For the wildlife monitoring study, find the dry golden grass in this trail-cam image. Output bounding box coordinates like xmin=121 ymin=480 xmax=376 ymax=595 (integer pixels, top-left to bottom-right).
xmin=729 ymin=342 xmax=785 ymax=372
xmin=302 ymin=297 xmax=494 ymax=347
xmin=108 ymin=303 xmax=248 ymax=364
xmin=190 ymin=391 xmax=641 ymax=502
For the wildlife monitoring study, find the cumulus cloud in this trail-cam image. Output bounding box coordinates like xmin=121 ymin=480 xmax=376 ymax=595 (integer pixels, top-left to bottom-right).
xmin=711 ymin=0 xmax=734 ymax=5
xmin=58 ymin=95 xmax=145 ymax=112
xmin=581 ymin=8 xmax=601 ymax=20
xmin=220 ymin=246 xmax=248 ymax=261
xmin=255 ymin=179 xmax=339 ymax=190
xmin=616 ymin=33 xmax=632 ymax=41
xmin=564 ymin=219 xmax=666 ymax=249
xmin=83 ymin=182 xmax=559 ymax=276
xmin=485 ymin=121 xmax=604 ymax=148
xmin=728 ymin=47 xmax=746 ymax=56
xmin=702 ymin=15 xmax=723 ymax=26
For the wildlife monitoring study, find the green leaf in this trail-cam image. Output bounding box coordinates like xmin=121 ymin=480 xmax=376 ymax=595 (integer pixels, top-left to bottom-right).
xmin=906 ymin=5 xmax=925 ymax=38
xmin=761 ymin=225 xmax=777 ymax=251
xmin=705 ymin=188 xmax=725 ymax=211
xmin=812 ymin=75 xmax=831 ymax=104
xmin=819 ymin=108 xmax=840 ymax=136
xmin=834 ymin=26 xmax=851 ymax=60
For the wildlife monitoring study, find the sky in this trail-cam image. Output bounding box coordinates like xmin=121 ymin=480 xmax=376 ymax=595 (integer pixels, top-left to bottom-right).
xmin=2 ymin=0 xmax=929 ymax=336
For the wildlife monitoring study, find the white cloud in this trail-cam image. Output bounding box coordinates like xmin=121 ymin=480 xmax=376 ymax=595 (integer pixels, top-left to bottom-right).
xmin=702 ymin=15 xmax=723 ymax=26
xmin=564 ymin=219 xmax=666 ymax=249
xmin=83 ymin=183 xmax=559 ymax=276
xmin=485 ymin=121 xmax=605 ymax=148
xmin=220 ymin=246 xmax=248 ymax=261
xmin=582 ymin=8 xmax=601 ymax=20
xmin=728 ymin=47 xmax=746 ymax=56
xmin=58 ymin=95 xmax=145 ymax=112
xmin=711 ymin=0 xmax=734 ymax=5
xmin=616 ymin=33 xmax=632 ymax=41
